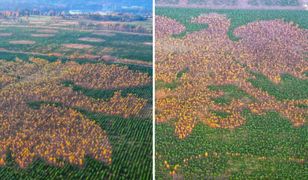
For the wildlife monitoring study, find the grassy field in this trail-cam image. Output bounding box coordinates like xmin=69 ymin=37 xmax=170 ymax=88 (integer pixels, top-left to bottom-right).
xmin=156 ymin=8 xmax=307 ymax=179
xmin=156 ymin=74 xmax=307 ymax=178
xmin=0 ymin=26 xmax=152 ymax=62
xmin=156 ymin=111 xmax=307 ymax=179
xmin=156 ymin=8 xmax=308 ymax=40
xmin=248 ymin=0 xmax=300 ymax=6
xmin=157 ymin=0 xmax=301 ymax=6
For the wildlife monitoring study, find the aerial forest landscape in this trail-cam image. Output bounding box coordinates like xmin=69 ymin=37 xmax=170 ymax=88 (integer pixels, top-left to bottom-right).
xmin=155 ymin=0 xmax=307 ymax=179
xmin=0 ymin=0 xmax=307 ymax=179
xmin=0 ymin=0 xmax=153 ymax=179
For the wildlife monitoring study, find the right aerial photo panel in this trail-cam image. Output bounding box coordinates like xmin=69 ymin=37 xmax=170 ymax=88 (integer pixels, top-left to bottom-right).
xmin=155 ymin=0 xmax=307 ymax=179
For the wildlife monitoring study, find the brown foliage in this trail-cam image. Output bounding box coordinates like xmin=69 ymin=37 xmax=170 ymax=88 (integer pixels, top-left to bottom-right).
xmin=0 ymin=58 xmax=151 ymax=168
xmin=156 ymin=14 xmax=307 ymax=139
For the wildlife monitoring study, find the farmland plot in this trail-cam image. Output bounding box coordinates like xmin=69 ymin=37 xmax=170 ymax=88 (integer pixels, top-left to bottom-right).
xmin=155 ymin=8 xmax=307 ymax=179
xmin=0 ymin=58 xmax=153 ymax=179
xmin=0 ymin=15 xmax=153 ymax=179
xmin=0 ymin=26 xmax=152 ymax=62
xmin=156 ymin=0 xmax=305 ymax=9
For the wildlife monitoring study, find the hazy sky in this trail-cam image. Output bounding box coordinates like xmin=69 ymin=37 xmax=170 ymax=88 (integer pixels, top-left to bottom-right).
xmin=0 ymin=0 xmax=152 ymax=11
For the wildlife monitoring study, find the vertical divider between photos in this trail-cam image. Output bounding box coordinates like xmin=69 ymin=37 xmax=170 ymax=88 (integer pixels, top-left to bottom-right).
xmin=152 ymin=0 xmax=156 ymax=179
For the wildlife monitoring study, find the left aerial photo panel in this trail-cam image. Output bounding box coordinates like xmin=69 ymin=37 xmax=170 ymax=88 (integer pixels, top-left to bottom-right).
xmin=0 ymin=0 xmax=153 ymax=179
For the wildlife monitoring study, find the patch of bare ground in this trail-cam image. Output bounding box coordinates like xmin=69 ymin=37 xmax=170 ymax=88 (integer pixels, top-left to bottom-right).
xmin=78 ymin=37 xmax=105 ymax=42
xmin=30 ymin=21 xmax=46 ymax=25
xmin=0 ymin=33 xmax=12 ymax=37
xmin=37 ymin=29 xmax=58 ymax=33
xmin=63 ymin=44 xmax=93 ymax=49
xmin=51 ymin=21 xmax=79 ymax=27
xmin=144 ymin=42 xmax=153 ymax=46
xmin=31 ymin=34 xmax=55 ymax=37
xmin=102 ymin=55 xmax=152 ymax=67
xmin=1 ymin=22 xmax=14 ymax=25
xmin=9 ymin=40 xmax=36 ymax=45
xmin=96 ymin=22 xmax=115 ymax=25
xmin=102 ymin=48 xmax=114 ymax=53
xmin=48 ymin=53 xmax=63 ymax=57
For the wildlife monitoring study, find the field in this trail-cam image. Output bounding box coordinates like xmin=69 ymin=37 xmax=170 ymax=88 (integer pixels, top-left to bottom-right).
xmin=0 ymin=16 xmax=152 ymax=63
xmin=0 ymin=16 xmax=153 ymax=179
xmin=156 ymin=0 xmax=306 ymax=9
xmin=155 ymin=8 xmax=307 ymax=179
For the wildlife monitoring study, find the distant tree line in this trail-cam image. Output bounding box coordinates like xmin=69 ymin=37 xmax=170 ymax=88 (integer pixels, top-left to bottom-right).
xmin=78 ymin=21 xmax=150 ymax=33
xmin=0 ymin=9 xmax=150 ymax=22
xmin=87 ymin=14 xmax=147 ymax=22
